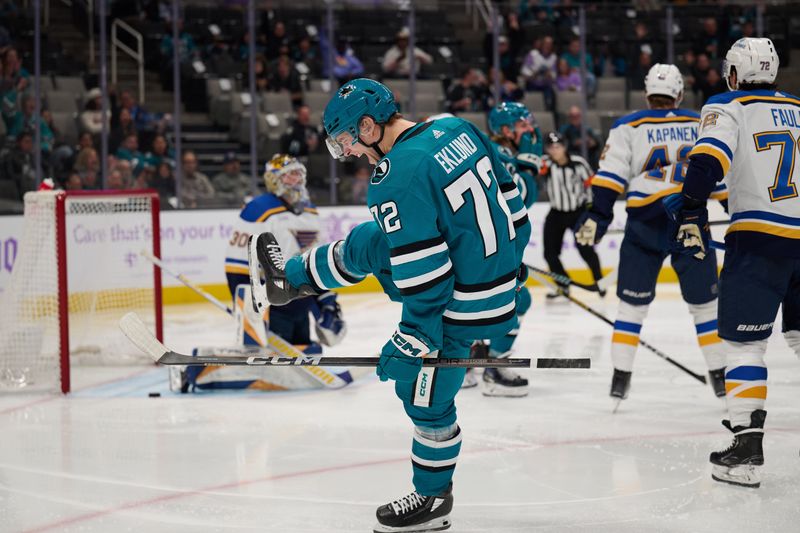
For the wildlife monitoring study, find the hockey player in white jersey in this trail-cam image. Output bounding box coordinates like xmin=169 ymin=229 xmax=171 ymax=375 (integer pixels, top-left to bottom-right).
xmin=665 ymin=38 xmax=800 ymax=488
xmin=183 ymin=155 xmax=346 ymax=391
xmin=575 ymin=64 xmax=729 ymax=405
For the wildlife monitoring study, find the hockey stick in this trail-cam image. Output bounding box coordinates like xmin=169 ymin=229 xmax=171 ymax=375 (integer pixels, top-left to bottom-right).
xmin=526 ymin=264 xmax=617 ymax=293
xmin=529 ymin=270 xmax=707 ymax=384
xmin=119 ymin=312 xmax=542 ymax=368
xmin=607 ymin=219 xmax=729 ymax=236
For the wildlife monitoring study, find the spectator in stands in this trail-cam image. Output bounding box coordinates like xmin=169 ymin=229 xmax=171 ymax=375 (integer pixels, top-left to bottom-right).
xmin=249 ymin=54 xmax=267 ymax=91
xmin=160 ymin=19 xmax=197 ymax=64
xmin=113 ymin=89 xmax=166 ymax=132
xmin=79 ymin=88 xmax=110 ymax=136
xmin=694 ymin=17 xmax=726 ymax=60
xmin=9 ymin=94 xmax=54 ymax=153
xmin=382 ymin=27 xmax=433 ymax=78
xmin=628 ymin=44 xmax=654 ymax=91
xmin=521 ymin=36 xmax=557 ymax=110
xmin=150 ymin=161 xmax=176 ymax=203
xmin=445 ymin=67 xmax=491 ymax=114
xmin=0 ymin=131 xmax=35 ymax=198
xmin=293 ymin=35 xmax=321 ymax=77
xmin=265 ymin=21 xmax=291 ymax=61
xmin=236 ymin=31 xmax=265 ymax=62
xmin=484 ymin=12 xmax=523 ymax=82
xmin=490 ymin=69 xmax=524 ymax=104
xmin=179 ymin=150 xmax=216 ymax=208
xmin=630 ymin=21 xmax=660 ymax=68
xmin=110 ymin=108 xmax=136 ymax=153
xmin=64 ymin=171 xmax=83 ymax=191
xmin=106 ymin=169 xmax=126 ymax=190
xmin=331 ymin=40 xmax=364 ymax=85
xmin=114 ymin=159 xmax=134 ymax=189
xmin=280 ymin=105 xmax=322 ymax=157
xmin=561 ymin=37 xmax=596 ymax=95
xmin=555 ymin=58 xmax=582 ymax=92
xmin=143 ymin=134 xmax=175 ymax=170
xmin=688 ymin=52 xmax=716 ymax=101
xmin=212 ymin=151 xmax=251 ymax=206
xmin=268 ymin=55 xmax=303 ymax=108
xmin=699 ymin=67 xmax=726 ymax=104
xmin=559 ymin=105 xmax=601 ymax=168
xmin=74 ymin=147 xmax=100 ymax=190
xmin=115 ymin=133 xmax=145 ymax=175
xmin=1 ymin=47 xmax=29 ymax=127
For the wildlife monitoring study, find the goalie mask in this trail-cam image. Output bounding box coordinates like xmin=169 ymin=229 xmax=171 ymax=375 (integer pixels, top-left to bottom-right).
xmin=264 ymin=154 xmax=308 ymax=209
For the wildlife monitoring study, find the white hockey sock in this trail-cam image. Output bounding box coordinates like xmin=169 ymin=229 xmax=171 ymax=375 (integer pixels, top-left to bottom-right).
xmin=610 ymin=301 xmax=649 ymax=372
xmin=724 ymin=340 xmax=768 ymax=427
xmin=688 ymin=300 xmax=725 ymax=370
xmin=784 ymin=330 xmax=800 ymax=358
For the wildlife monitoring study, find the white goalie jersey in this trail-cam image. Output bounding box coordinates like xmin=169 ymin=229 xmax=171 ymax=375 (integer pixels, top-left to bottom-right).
xmin=225 ymin=193 xmax=321 ymax=278
xmin=690 ymin=89 xmax=800 ymax=256
xmin=593 ymin=108 xmax=728 ymax=220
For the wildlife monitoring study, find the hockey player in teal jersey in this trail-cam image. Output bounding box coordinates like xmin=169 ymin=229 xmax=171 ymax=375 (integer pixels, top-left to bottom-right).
xmin=249 ymin=79 xmax=530 ymax=532
xmin=465 ymin=101 xmax=542 ymax=396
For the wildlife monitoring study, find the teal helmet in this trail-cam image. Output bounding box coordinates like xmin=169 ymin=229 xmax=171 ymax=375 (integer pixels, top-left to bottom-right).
xmin=323 ymin=78 xmax=398 ymax=159
xmin=488 ymin=102 xmax=532 ymax=136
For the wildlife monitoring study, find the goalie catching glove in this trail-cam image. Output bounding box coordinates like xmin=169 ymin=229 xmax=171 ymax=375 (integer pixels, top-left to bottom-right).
xmin=248 ymin=232 xmax=318 ymax=312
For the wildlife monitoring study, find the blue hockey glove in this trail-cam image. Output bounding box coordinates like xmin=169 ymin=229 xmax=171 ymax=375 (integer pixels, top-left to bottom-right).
xmin=574 ymin=210 xmax=611 ymax=246
xmin=377 ymin=329 xmax=430 ymax=383
xmin=311 ymin=292 xmax=347 ymax=347
xmin=663 ymin=193 xmax=710 ymax=260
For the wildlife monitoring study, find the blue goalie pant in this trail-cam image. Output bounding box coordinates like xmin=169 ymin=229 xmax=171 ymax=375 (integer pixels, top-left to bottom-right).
xmin=718 ymin=249 xmax=800 ymax=342
xmin=617 ymin=215 xmax=719 ymax=306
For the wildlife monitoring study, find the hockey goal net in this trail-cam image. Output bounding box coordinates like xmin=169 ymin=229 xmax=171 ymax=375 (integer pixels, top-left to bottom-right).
xmin=0 ymin=190 xmax=163 ymax=393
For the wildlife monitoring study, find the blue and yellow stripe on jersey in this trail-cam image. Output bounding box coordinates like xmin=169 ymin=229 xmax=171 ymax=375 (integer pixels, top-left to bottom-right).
xmin=611 ymin=108 xmax=700 ymax=129
xmin=224 ymin=257 xmax=249 ymax=275
xmin=593 ymin=170 xmax=627 ymax=194
xmin=727 ymin=210 xmax=800 ymax=239
xmin=625 ymin=183 xmax=727 ymax=210
xmin=689 ymin=137 xmax=733 ymax=175
xmin=239 ymin=193 xmax=318 ymax=223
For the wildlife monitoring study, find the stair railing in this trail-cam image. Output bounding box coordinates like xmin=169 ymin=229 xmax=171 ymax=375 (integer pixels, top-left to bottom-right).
xmin=111 ymin=18 xmax=146 ymax=103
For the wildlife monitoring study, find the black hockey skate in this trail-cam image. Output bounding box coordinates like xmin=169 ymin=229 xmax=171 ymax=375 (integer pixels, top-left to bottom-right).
xmin=482 ymin=360 xmax=529 ymax=398
xmin=374 ymin=483 xmax=453 ymax=533
xmin=610 ymin=369 xmax=632 ymax=412
xmin=708 ymin=367 xmax=726 ymax=398
xmin=710 ymin=409 xmax=766 ymax=488
xmin=248 ymin=232 xmax=317 ymax=312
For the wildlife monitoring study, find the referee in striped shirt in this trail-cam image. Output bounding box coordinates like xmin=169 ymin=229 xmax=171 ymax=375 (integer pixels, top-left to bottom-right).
xmin=540 ymin=132 xmax=603 ymax=296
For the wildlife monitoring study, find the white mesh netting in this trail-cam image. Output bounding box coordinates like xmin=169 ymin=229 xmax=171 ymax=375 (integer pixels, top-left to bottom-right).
xmin=0 ymin=191 xmax=160 ymax=392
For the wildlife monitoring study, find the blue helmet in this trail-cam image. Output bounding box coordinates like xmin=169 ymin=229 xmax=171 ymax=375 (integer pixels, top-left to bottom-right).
xmin=488 ymin=102 xmax=532 ymax=136
xmin=323 ymin=78 xmax=398 ymax=158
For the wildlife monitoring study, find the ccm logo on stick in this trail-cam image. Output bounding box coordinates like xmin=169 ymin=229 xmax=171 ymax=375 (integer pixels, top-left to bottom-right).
xmin=246 ymin=355 xmax=324 ymax=365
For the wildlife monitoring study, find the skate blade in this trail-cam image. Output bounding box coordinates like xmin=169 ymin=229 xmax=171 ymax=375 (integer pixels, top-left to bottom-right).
xmin=373 ymin=516 xmax=451 ymax=533
xmin=460 ymin=381 xmax=478 ymax=389
xmin=711 ymin=464 xmax=761 ymax=488
xmin=611 ymin=398 xmax=622 ymax=414
xmin=481 ymin=385 xmax=528 ymax=398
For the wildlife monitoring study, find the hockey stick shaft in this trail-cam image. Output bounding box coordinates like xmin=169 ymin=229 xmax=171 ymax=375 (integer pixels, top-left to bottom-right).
xmin=141 ymin=250 xmax=234 ymax=315
xmin=529 ymin=272 xmax=707 ymax=384
xmin=119 ymin=313 xmax=589 ymax=369
xmin=525 ymin=264 xmax=599 ymax=292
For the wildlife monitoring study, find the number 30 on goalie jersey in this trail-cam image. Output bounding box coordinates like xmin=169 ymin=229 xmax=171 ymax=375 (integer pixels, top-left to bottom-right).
xmin=366 ymin=117 xmax=530 ymax=352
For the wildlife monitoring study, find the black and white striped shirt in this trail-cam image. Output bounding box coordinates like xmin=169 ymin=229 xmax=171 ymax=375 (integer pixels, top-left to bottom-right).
xmin=542 ymin=154 xmax=593 ymax=212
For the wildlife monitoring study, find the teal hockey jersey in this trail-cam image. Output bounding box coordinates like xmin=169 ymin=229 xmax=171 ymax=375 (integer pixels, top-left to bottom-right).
xmin=492 ymin=141 xmax=540 ymax=209
xmin=366 ymin=116 xmax=531 ymax=353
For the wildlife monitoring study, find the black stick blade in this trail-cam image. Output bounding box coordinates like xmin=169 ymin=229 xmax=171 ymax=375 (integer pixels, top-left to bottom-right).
xmin=536 ymin=358 xmax=591 ymax=369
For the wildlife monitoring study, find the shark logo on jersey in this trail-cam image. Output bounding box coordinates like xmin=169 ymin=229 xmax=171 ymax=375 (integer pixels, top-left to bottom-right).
xmin=371 ymin=159 xmax=391 ymax=184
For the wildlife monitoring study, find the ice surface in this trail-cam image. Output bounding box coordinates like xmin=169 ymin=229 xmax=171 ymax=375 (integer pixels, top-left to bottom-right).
xmin=1 ymin=285 xmax=799 ymax=532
